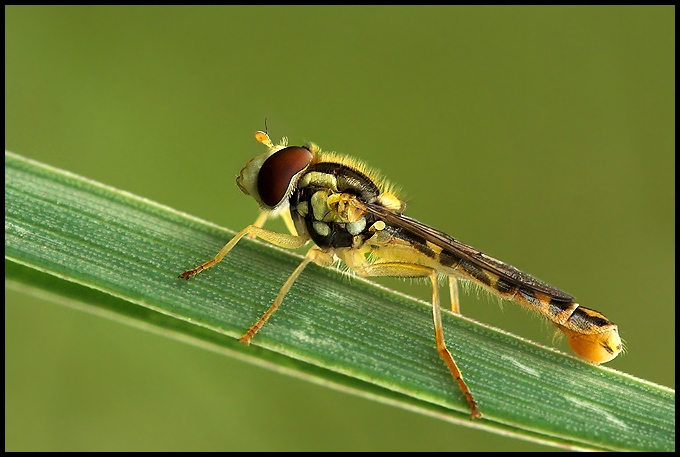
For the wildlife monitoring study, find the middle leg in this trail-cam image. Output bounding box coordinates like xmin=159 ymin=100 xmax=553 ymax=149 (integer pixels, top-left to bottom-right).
xmin=352 ymin=262 xmax=482 ymax=419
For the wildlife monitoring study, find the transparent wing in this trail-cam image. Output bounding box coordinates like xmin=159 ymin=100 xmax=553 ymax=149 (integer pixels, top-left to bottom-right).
xmin=355 ymin=199 xmax=574 ymax=302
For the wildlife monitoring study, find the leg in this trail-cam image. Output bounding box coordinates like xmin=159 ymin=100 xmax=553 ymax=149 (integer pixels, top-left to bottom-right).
xmin=250 ymin=211 xmax=269 ymax=230
xmin=448 ymin=275 xmax=461 ymax=314
xmin=281 ymin=210 xmax=298 ymax=236
xmin=247 ymin=210 xmax=298 ymax=239
xmin=239 ymin=247 xmax=334 ymax=345
xmin=353 ymin=262 xmax=482 ymax=419
xmin=179 ymin=225 xmax=308 ymax=279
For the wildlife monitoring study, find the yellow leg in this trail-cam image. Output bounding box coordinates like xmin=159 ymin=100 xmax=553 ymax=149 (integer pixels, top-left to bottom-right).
xmin=247 ymin=210 xmax=298 ymax=238
xmin=246 ymin=211 xmax=269 ymax=239
xmin=281 ymin=210 xmax=298 ymax=236
xmin=448 ymin=275 xmax=461 ymax=314
xmin=239 ymin=248 xmax=334 ymax=345
xmin=353 ymin=262 xmax=482 ymax=419
xmin=179 ymin=225 xmax=308 ymax=279
xmin=252 ymin=211 xmax=269 ymax=228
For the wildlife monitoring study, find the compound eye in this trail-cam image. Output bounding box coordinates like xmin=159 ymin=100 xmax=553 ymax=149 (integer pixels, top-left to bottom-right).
xmin=257 ymin=146 xmax=313 ymax=207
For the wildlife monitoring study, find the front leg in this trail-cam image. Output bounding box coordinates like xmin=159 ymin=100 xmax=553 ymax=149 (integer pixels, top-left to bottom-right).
xmin=179 ymin=225 xmax=308 ymax=279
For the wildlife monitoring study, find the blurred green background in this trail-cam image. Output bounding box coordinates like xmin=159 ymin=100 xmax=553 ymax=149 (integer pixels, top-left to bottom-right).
xmin=5 ymin=6 xmax=674 ymax=451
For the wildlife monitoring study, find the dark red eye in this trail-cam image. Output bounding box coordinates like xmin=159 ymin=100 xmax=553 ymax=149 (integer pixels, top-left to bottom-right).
xmin=257 ymin=146 xmax=313 ymax=207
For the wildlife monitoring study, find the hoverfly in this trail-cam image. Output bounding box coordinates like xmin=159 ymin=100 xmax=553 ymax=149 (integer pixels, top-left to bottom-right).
xmin=180 ymin=130 xmax=622 ymax=419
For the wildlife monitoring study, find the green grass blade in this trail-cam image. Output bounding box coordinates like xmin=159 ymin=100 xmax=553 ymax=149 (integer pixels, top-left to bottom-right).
xmin=5 ymin=150 xmax=674 ymax=451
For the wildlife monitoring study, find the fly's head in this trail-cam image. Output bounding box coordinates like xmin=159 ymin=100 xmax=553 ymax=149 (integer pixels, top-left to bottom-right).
xmin=236 ymin=131 xmax=316 ymax=212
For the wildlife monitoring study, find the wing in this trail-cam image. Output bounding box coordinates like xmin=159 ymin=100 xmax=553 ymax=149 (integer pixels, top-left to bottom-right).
xmin=355 ymin=198 xmax=574 ymax=302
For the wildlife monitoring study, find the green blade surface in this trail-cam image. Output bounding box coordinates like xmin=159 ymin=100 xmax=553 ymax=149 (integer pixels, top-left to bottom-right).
xmin=5 ymin=150 xmax=674 ymax=451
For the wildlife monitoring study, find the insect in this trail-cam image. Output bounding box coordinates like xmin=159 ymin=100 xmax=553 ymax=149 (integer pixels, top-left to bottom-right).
xmin=180 ymin=130 xmax=623 ymax=419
